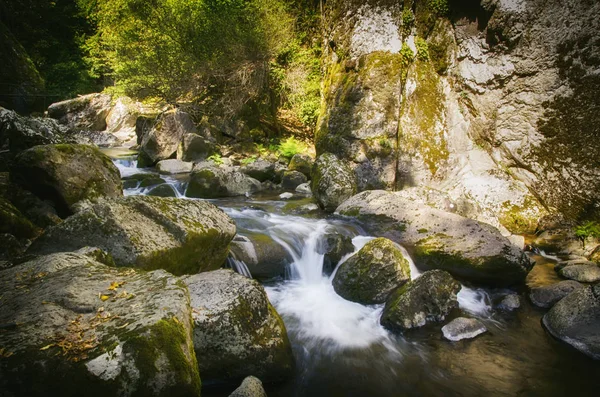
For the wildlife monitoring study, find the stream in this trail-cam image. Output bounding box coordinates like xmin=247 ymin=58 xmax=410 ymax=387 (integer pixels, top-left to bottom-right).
xmin=110 ymin=151 xmax=600 ymax=397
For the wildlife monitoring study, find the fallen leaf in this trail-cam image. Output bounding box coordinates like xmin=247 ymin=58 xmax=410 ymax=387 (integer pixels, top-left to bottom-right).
xmin=40 ymin=344 xmax=55 ymax=351
xmin=100 ymin=295 xmax=111 ymax=301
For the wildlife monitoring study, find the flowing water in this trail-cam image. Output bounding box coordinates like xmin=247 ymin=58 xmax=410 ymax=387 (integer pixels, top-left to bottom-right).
xmin=110 ymin=151 xmax=600 ymax=397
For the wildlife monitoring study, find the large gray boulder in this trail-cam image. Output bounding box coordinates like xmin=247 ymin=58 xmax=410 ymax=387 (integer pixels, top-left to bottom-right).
xmin=558 ymin=264 xmax=600 ymax=283
xmin=0 ymin=252 xmax=201 ymax=397
xmin=240 ymin=159 xmax=277 ymax=182
xmin=139 ymin=109 xmax=196 ymax=165
xmin=229 ymin=233 xmax=292 ymax=279
xmin=543 ymin=284 xmax=600 ymax=360
xmin=333 ymin=238 xmax=410 ymax=304
xmin=287 ymin=153 xmax=313 ymax=178
xmin=48 ymin=93 xmax=112 ymax=132
xmin=186 ymin=166 xmax=261 ymax=198
xmin=28 ymin=196 xmax=236 ymax=275
xmin=337 ymin=190 xmax=533 ymax=286
xmin=11 ymin=144 xmax=123 ymax=216
xmin=281 ymin=170 xmax=307 ymax=190
xmin=156 ymin=159 xmax=193 ymax=175
xmin=530 ymin=280 xmax=584 ymax=308
xmin=183 ymin=270 xmax=294 ymax=383
xmin=311 ymin=153 xmax=357 ymax=212
xmin=381 ymin=270 xmax=461 ymax=332
xmin=177 ymin=133 xmax=215 ymax=162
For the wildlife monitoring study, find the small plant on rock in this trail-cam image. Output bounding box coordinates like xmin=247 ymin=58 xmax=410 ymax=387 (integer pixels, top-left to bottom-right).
xmin=574 ymin=221 xmax=600 ymax=249
xmin=416 ymin=37 xmax=430 ymax=61
xmin=208 ymin=153 xmax=224 ymax=166
xmin=278 ymin=137 xmax=307 ymax=160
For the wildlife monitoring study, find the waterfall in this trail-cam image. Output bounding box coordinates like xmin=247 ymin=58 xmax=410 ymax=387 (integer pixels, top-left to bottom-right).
xmin=227 ymin=256 xmax=253 ymax=278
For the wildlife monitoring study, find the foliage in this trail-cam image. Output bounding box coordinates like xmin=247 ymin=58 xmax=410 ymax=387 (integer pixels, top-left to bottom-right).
xmin=208 ymin=153 xmax=224 ymax=166
xmin=574 ymin=221 xmax=600 ymax=248
xmin=240 ymin=156 xmax=257 ymax=165
xmin=402 ymin=8 xmax=415 ymax=34
xmin=277 ymin=136 xmax=307 ymax=159
xmin=415 ymin=37 xmax=430 ymax=61
xmin=429 ymin=0 xmax=449 ymax=16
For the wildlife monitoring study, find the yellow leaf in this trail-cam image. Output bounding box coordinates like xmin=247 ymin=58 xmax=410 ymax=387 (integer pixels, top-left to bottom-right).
xmin=100 ymin=295 xmax=111 ymax=302
xmin=108 ymin=281 xmax=124 ymax=291
xmin=40 ymin=344 xmax=55 ymax=351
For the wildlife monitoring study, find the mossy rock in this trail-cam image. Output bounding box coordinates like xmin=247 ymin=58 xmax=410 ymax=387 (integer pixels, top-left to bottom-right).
xmin=311 ymin=153 xmax=357 ymax=212
xmin=287 ymin=154 xmax=313 ymax=178
xmin=183 ymin=270 xmax=294 ymax=383
xmin=11 ymin=144 xmax=123 ymax=217
xmin=0 ymin=252 xmax=201 ymax=397
xmin=28 ymin=196 xmax=236 ymax=276
xmin=380 ymin=270 xmax=460 ymax=332
xmin=333 ymin=238 xmax=411 ymax=304
xmin=47 ymin=93 xmax=112 ymax=131
xmin=147 ymin=184 xmax=178 ymax=197
xmin=281 ymin=170 xmax=308 ymax=190
xmin=0 ymin=196 xmax=39 ymax=239
xmin=186 ymin=166 xmax=261 ymax=199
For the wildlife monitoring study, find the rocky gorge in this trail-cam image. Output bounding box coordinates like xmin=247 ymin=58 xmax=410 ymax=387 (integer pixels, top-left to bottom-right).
xmin=1 ymin=0 xmax=600 ymax=396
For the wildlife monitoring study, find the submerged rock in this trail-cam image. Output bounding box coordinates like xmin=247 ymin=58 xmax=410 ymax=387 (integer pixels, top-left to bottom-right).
xmin=0 ymin=252 xmax=201 ymax=397
xmin=381 ymin=270 xmax=461 ymax=332
xmin=28 ymin=196 xmax=236 ymax=275
xmin=183 ymin=270 xmax=294 ymax=383
xmin=333 ymin=238 xmax=410 ymax=304
xmin=337 ymin=190 xmax=533 ymax=286
xmin=530 ymin=280 xmax=584 ymax=309
xmin=543 ymin=284 xmax=600 ymax=360
xmin=442 ymin=318 xmax=487 ymax=341
xmin=186 ymin=165 xmax=261 ymax=198
xmin=497 ymin=294 xmax=521 ymax=311
xmin=156 ymin=159 xmax=193 ymax=174
xmin=139 ymin=109 xmax=196 ymax=165
xmin=281 ymin=170 xmax=307 ymax=190
xmin=48 ymin=93 xmax=112 ymax=132
xmin=558 ymin=264 xmax=600 ymax=283
xmin=287 ymin=153 xmax=313 ymax=178
xmin=312 ymin=153 xmax=357 ymax=212
xmin=229 ymin=376 xmax=267 ymax=397
xmin=11 ymin=144 xmax=122 ymax=217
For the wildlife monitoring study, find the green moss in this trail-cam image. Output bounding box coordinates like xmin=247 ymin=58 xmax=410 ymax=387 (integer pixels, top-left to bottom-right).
xmin=417 ymin=228 xmax=429 ymax=234
xmin=498 ymin=196 xmax=543 ymax=235
xmin=0 ymin=197 xmax=40 ymax=239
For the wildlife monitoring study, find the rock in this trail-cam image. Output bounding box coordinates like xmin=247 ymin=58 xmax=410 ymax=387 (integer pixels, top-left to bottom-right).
xmin=333 ymin=238 xmax=410 ymax=304
xmin=0 ymin=233 xmax=25 ymax=261
xmin=279 ymin=192 xmax=293 ymax=200
xmin=589 ymin=245 xmax=600 ymax=263
xmin=28 ymin=196 xmax=236 ymax=275
xmin=380 ymin=270 xmax=461 ymax=332
xmin=156 ymin=159 xmax=193 ymax=174
xmin=48 ymin=93 xmax=112 ymax=131
xmin=229 ymin=376 xmax=267 ymax=397
xmin=281 ymin=170 xmax=307 ymax=190
xmin=186 ymin=166 xmax=261 ymax=198
xmin=0 ymin=197 xmax=39 ymax=239
xmin=337 ymin=190 xmax=533 ymax=286
xmin=530 ymin=280 xmax=584 ymax=308
xmin=230 ymin=233 xmax=292 ymax=279
xmin=241 ymin=159 xmax=277 ymax=182
xmin=0 ymin=252 xmax=201 ymax=396
xmin=554 ymin=259 xmax=598 ymax=271
xmin=318 ymin=233 xmax=355 ymax=275
xmin=543 ymin=284 xmax=600 ymax=360
xmin=177 ymin=133 xmax=215 ymax=162
xmin=105 ymin=97 xmax=140 ymax=144
xmin=295 ymin=183 xmax=312 ymax=194
xmin=139 ymin=109 xmax=196 ymax=165
xmin=442 ymin=318 xmax=487 ymax=342
xmin=287 ymin=153 xmax=313 ymax=178
xmin=497 ymin=294 xmax=521 ymax=311
xmin=281 ymin=199 xmax=321 ymax=217
xmin=558 ymin=264 xmax=600 ymax=283
xmin=0 ymin=107 xmax=77 ymax=153
xmin=11 ymin=144 xmax=123 ymax=217
xmin=312 ymin=153 xmax=357 ymax=212
xmin=146 ymin=184 xmax=178 ymax=197
xmin=183 ymin=270 xmax=294 ymax=383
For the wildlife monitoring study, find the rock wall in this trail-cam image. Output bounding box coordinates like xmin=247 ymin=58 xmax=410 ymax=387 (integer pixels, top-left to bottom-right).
xmin=318 ymin=0 xmax=600 ymax=230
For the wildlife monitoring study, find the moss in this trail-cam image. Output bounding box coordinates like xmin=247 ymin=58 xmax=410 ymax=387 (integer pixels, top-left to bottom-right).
xmin=498 ymin=196 xmax=543 ymax=235
xmin=0 ymin=197 xmax=40 ymax=239
xmin=126 ymin=317 xmax=201 ymax=397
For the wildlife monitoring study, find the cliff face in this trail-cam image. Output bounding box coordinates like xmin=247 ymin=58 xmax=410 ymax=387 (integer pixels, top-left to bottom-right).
xmin=317 ymin=0 xmax=600 ymax=232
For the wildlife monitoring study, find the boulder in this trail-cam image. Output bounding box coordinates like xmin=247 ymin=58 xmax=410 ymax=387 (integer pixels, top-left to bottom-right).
xmin=442 ymin=318 xmax=487 ymax=341
xmin=177 ymin=133 xmax=215 ymax=162
xmin=11 ymin=144 xmax=122 ymax=217
xmin=186 ymin=166 xmax=261 ymax=198
xmin=543 ymin=284 xmax=600 ymax=360
xmin=380 ymin=270 xmax=461 ymax=332
xmin=312 ymin=153 xmax=357 ymax=212
xmin=295 ymin=183 xmax=312 ymax=194
xmin=281 ymin=170 xmax=307 ymax=190
xmin=530 ymin=280 xmax=584 ymax=308
xmin=229 ymin=233 xmax=292 ymax=280
xmin=333 ymin=238 xmax=410 ymax=304
xmin=139 ymin=109 xmax=196 ymax=165
xmin=0 ymin=196 xmax=39 ymax=239
xmin=558 ymin=264 xmax=600 ymax=283
xmin=156 ymin=159 xmax=193 ymax=175
xmin=588 ymin=245 xmax=600 ymax=263
xmin=0 ymin=233 xmax=25 ymax=261
xmin=146 ymin=184 xmax=178 ymax=197
xmin=48 ymin=93 xmax=112 ymax=132
xmin=240 ymin=159 xmax=277 ymax=182
xmin=229 ymin=376 xmax=267 ymax=397
xmin=183 ymin=270 xmax=294 ymax=383
xmin=105 ymin=97 xmax=139 ymax=144
xmin=287 ymin=153 xmax=313 ymax=178
xmin=337 ymin=190 xmax=533 ymax=286
xmin=28 ymin=196 xmax=236 ymax=276
xmin=318 ymin=233 xmax=355 ymax=275
xmin=497 ymin=294 xmax=521 ymax=311
xmin=0 ymin=252 xmax=201 ymax=397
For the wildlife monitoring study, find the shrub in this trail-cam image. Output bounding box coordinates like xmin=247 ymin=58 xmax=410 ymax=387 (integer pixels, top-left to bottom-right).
xmin=415 ymin=37 xmax=430 ymax=61
xmin=208 ymin=153 xmax=224 ymax=166
xmin=277 ymin=137 xmax=307 ymax=159
xmin=574 ymin=221 xmax=600 ymax=248
xmin=429 ymin=0 xmax=449 ymax=16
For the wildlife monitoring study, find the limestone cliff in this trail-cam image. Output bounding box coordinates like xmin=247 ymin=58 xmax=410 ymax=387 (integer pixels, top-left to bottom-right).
xmin=317 ymin=0 xmax=600 ymax=232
